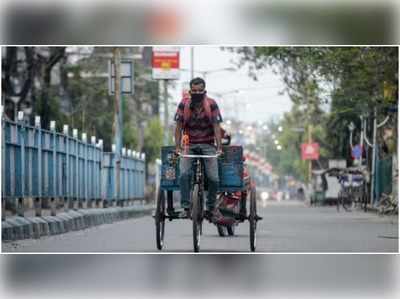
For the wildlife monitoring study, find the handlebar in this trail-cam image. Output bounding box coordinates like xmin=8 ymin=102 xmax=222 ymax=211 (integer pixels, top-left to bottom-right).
xmin=177 ymin=153 xmax=221 ymax=158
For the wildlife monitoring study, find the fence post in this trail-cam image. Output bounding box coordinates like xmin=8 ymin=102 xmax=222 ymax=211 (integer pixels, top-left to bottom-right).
xmin=72 ymin=129 xmax=78 ymax=210
xmin=121 ymin=147 xmax=126 ymax=207
xmin=81 ymin=132 xmax=88 ymax=209
xmin=16 ymin=111 xmax=25 ymax=217
xmin=127 ymin=149 xmax=132 ymax=205
xmin=50 ymin=120 xmax=57 ymax=216
xmin=35 ymin=116 xmax=42 ymax=217
xmin=111 ymin=144 xmax=116 ymax=207
xmin=62 ymin=125 xmax=69 ymax=212
xmin=1 ymin=110 xmax=6 ymax=221
xmin=87 ymin=136 xmax=95 ymax=208
xmin=141 ymin=153 xmax=146 ymax=204
xmin=97 ymin=139 xmax=103 ymax=208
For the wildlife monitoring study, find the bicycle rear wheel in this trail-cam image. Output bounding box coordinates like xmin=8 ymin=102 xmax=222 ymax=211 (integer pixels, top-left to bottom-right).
xmin=192 ymin=184 xmax=202 ymax=252
xmin=249 ymin=186 xmax=257 ymax=252
xmin=155 ymin=188 xmax=166 ymax=250
xmin=343 ymin=194 xmax=352 ymax=211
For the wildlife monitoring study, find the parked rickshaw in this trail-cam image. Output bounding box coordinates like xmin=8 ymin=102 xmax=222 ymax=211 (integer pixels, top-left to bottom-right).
xmin=154 ymin=144 xmax=261 ymax=252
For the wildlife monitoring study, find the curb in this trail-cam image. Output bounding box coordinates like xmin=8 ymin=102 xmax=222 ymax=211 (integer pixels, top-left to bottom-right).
xmin=2 ymin=205 xmax=154 ymax=242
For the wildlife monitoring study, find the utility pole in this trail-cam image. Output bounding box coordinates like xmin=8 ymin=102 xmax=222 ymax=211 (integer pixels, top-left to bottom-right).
xmin=308 ymin=123 xmax=312 ymax=184
xmin=113 ymin=47 xmax=123 ymax=206
xmin=190 ymin=47 xmax=194 ymax=80
xmin=305 ymin=82 xmax=313 ymax=186
xmin=370 ymin=107 xmax=378 ymax=205
xmin=359 ymin=115 xmax=364 ymax=166
xmin=163 ymin=79 xmax=169 ymax=144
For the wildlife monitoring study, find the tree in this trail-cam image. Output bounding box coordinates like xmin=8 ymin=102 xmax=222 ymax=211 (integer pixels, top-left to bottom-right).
xmin=230 ymin=46 xmax=398 ymax=161
xmin=2 ymin=47 xmax=66 ymax=125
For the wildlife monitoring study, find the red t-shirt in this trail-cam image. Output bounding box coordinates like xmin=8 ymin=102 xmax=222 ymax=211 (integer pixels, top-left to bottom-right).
xmin=174 ymin=97 xmax=223 ymax=144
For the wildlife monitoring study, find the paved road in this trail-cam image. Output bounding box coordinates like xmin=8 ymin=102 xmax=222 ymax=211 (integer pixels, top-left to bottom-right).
xmin=2 ymin=200 xmax=398 ymax=252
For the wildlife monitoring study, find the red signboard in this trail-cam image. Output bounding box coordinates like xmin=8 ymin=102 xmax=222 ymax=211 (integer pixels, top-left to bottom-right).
xmin=152 ymin=47 xmax=180 ymax=79
xmin=301 ymin=143 xmax=320 ymax=160
xmin=152 ymin=52 xmax=180 ymax=69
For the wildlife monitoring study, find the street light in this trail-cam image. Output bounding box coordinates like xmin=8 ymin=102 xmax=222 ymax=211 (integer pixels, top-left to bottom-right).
xmin=277 ymin=145 xmax=282 ymax=151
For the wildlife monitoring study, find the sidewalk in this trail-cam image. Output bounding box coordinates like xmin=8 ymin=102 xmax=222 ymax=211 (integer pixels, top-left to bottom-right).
xmin=2 ymin=204 xmax=154 ymax=242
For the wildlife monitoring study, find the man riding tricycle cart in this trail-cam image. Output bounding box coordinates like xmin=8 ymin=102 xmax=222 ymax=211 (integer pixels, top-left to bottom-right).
xmin=153 ymin=77 xmax=261 ymax=252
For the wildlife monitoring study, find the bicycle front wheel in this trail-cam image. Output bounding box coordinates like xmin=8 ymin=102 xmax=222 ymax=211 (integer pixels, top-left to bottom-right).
xmin=249 ymin=186 xmax=257 ymax=252
xmin=192 ymin=184 xmax=202 ymax=252
xmin=155 ymin=188 xmax=165 ymax=250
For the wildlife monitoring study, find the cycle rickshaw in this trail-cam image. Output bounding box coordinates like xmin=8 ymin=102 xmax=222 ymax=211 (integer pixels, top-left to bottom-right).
xmin=154 ymin=145 xmax=261 ymax=252
xmin=325 ymin=167 xmax=367 ymax=212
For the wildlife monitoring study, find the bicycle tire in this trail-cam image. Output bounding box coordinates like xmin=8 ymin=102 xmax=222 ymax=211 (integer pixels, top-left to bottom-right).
xmin=192 ymin=184 xmax=201 ymax=252
xmin=249 ymin=186 xmax=257 ymax=252
xmin=155 ymin=188 xmax=165 ymax=250
xmin=342 ymin=193 xmax=352 ymax=211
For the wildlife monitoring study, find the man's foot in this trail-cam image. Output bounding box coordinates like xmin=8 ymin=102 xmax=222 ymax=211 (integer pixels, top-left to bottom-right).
xmin=204 ymin=209 xmax=214 ymax=220
xmin=239 ymin=209 xmax=247 ymax=221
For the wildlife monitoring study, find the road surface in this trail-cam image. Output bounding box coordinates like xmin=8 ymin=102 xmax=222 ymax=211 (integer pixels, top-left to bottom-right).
xmin=2 ymin=200 xmax=398 ymax=252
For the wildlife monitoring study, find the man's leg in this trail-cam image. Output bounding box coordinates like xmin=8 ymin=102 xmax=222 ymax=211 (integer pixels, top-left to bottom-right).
xmin=179 ymin=151 xmax=193 ymax=209
xmin=201 ymin=144 xmax=219 ymax=211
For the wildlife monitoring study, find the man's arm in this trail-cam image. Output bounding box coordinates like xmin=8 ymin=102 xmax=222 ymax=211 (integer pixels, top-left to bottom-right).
xmin=175 ymin=122 xmax=183 ymax=152
xmin=213 ymin=123 xmax=222 ymax=153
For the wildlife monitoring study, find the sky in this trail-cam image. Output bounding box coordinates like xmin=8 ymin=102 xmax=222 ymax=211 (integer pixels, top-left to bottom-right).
xmin=169 ymin=46 xmax=293 ymax=123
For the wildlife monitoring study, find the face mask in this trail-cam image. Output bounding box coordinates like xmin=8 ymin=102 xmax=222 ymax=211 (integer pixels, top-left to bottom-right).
xmin=191 ymin=93 xmax=205 ymax=103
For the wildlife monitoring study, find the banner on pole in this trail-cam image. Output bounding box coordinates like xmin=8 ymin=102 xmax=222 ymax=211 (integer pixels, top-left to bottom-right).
xmin=301 ymin=143 xmax=320 ymax=160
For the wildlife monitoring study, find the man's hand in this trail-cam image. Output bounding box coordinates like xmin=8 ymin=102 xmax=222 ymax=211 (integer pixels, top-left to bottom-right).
xmin=216 ymin=147 xmax=223 ymax=156
xmin=175 ymin=146 xmax=182 ymax=155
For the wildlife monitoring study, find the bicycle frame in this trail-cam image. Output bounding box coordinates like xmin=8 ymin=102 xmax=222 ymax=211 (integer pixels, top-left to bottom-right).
xmin=178 ymin=153 xmax=220 ymax=202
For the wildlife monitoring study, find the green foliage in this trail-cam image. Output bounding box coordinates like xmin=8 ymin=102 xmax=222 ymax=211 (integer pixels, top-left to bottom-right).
xmin=231 ymin=47 xmax=398 ymax=181
xmin=143 ymin=117 xmax=164 ymax=163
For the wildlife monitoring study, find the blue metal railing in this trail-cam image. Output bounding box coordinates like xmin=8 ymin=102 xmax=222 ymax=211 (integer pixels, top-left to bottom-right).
xmin=101 ymin=152 xmax=145 ymax=202
xmin=2 ymin=116 xmax=146 ymax=219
